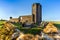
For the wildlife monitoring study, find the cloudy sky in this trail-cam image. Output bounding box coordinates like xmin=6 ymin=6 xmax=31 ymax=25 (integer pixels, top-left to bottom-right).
xmin=0 ymin=0 xmax=60 ymax=21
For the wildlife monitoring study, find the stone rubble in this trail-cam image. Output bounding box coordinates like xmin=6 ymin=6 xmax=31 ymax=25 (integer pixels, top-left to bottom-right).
xmin=43 ymin=22 xmax=58 ymax=33
xmin=0 ymin=22 xmax=43 ymax=40
xmin=0 ymin=22 xmax=59 ymax=40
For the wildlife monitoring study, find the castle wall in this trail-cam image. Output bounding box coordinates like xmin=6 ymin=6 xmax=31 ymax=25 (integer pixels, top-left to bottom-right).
xmin=9 ymin=18 xmax=19 ymax=23
xmin=20 ymin=15 xmax=32 ymax=23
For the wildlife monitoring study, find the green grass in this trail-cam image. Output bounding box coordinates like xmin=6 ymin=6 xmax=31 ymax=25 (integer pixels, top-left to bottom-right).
xmin=12 ymin=22 xmax=22 ymax=29
xmin=0 ymin=21 xmax=4 ymax=24
xmin=54 ymin=24 xmax=60 ymax=29
xmin=52 ymin=21 xmax=60 ymax=29
xmin=19 ymin=28 xmax=42 ymax=35
xmin=0 ymin=20 xmax=6 ymax=29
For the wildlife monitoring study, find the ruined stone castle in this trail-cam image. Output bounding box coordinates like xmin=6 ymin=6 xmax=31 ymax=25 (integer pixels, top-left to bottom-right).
xmin=9 ymin=3 xmax=42 ymax=25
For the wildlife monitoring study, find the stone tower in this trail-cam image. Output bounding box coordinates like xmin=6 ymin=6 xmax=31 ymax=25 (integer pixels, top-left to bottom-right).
xmin=32 ymin=3 xmax=42 ymax=25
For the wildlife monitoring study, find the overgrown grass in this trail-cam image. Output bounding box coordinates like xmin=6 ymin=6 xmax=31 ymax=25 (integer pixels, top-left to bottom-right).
xmin=54 ymin=24 xmax=60 ymax=30
xmin=0 ymin=21 xmax=5 ymax=24
xmin=12 ymin=22 xmax=22 ymax=29
xmin=19 ymin=28 xmax=42 ymax=35
xmin=0 ymin=20 xmax=5 ymax=29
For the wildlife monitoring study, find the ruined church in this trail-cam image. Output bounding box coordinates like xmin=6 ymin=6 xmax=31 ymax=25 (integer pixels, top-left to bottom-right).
xmin=9 ymin=3 xmax=42 ymax=25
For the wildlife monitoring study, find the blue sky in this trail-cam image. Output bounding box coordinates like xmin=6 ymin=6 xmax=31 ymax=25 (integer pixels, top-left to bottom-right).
xmin=0 ymin=0 xmax=60 ymax=21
